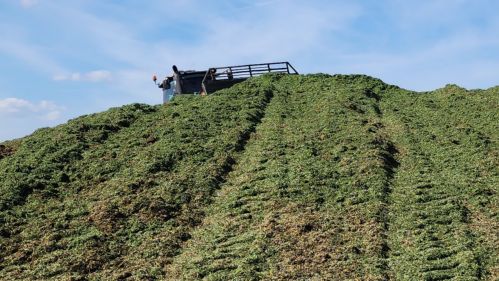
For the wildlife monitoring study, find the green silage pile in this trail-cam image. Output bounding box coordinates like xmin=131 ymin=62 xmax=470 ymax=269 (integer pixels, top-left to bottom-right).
xmin=382 ymin=85 xmax=498 ymax=280
xmin=0 ymin=78 xmax=273 ymax=280
xmin=169 ymin=74 xmax=400 ymax=280
xmin=0 ymin=75 xmax=497 ymax=280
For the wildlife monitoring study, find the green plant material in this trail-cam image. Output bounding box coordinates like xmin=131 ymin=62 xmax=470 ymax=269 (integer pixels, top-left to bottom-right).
xmin=0 ymin=75 xmax=497 ymax=280
xmin=381 ymin=84 xmax=498 ymax=281
xmin=169 ymin=74 xmax=400 ymax=280
xmin=0 ymin=79 xmax=273 ymax=280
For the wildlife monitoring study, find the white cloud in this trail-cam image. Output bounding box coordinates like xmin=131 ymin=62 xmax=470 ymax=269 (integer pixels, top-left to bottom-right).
xmin=85 ymin=70 xmax=112 ymax=82
xmin=53 ymin=70 xmax=112 ymax=82
xmin=20 ymin=0 xmax=39 ymax=8
xmin=0 ymin=98 xmax=64 ymax=121
xmin=44 ymin=110 xmax=61 ymax=121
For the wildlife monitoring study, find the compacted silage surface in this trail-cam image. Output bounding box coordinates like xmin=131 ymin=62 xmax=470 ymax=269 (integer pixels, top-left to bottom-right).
xmin=0 ymin=79 xmax=273 ymax=280
xmin=0 ymin=74 xmax=497 ymax=280
xmin=381 ymin=85 xmax=498 ymax=281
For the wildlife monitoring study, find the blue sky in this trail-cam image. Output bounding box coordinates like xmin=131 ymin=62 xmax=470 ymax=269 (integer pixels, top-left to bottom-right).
xmin=1 ymin=0 xmax=498 ymax=141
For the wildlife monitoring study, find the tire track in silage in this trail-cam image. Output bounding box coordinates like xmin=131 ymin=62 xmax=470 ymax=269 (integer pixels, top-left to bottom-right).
xmin=385 ymin=119 xmax=481 ymax=281
xmin=364 ymin=87 xmax=400 ymax=280
xmin=163 ymin=82 xmax=279 ymax=280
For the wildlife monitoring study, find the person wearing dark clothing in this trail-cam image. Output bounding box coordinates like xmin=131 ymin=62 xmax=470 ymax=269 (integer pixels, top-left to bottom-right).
xmin=226 ymin=68 xmax=233 ymax=80
xmin=209 ymin=68 xmax=217 ymax=80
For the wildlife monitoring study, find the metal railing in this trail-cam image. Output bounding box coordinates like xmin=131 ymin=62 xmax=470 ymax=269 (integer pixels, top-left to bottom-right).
xmin=201 ymin=62 xmax=298 ymax=94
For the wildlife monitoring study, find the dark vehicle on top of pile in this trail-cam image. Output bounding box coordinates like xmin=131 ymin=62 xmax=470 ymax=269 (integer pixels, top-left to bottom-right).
xmin=153 ymin=62 xmax=298 ymax=103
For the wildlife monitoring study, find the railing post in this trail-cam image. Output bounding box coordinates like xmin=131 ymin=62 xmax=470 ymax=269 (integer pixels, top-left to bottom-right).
xmin=249 ymin=65 xmax=253 ymax=77
xmin=286 ymin=63 xmax=290 ymax=74
xmin=286 ymin=62 xmax=298 ymax=74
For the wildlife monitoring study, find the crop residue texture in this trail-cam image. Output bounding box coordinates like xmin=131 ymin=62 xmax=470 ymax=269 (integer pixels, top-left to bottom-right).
xmin=0 ymin=79 xmax=273 ymax=280
xmin=0 ymin=75 xmax=497 ymax=280
xmin=382 ymin=85 xmax=498 ymax=280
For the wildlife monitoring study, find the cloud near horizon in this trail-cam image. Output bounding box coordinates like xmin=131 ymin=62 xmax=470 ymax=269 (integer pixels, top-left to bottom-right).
xmin=53 ymin=70 xmax=112 ymax=82
xmin=0 ymin=98 xmax=64 ymax=121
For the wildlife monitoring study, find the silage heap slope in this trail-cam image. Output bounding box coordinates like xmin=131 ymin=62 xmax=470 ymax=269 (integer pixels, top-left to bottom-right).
xmin=0 ymin=79 xmax=273 ymax=280
xmin=170 ymin=75 xmax=399 ymax=280
xmin=382 ymin=85 xmax=498 ymax=280
xmin=0 ymin=75 xmax=497 ymax=280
